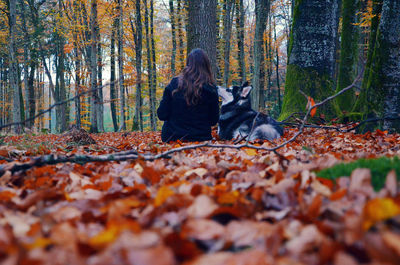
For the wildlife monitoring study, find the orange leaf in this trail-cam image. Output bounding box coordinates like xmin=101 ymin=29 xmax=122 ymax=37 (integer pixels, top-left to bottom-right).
xmin=308 ymin=97 xmax=317 ymax=117
xmin=330 ymin=188 xmax=347 ymax=201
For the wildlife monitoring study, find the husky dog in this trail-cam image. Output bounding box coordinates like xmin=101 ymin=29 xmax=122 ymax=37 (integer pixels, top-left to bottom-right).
xmin=217 ymin=82 xmax=283 ymax=141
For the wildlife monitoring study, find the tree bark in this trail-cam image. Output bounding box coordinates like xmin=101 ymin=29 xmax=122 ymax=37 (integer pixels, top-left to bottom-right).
xmin=97 ymin=28 xmax=104 ymax=132
xmin=144 ymin=0 xmax=154 ymax=131
xmin=279 ymin=0 xmax=339 ymax=120
xmin=9 ymin=0 xmax=22 ymax=133
xmin=118 ymin=0 xmax=126 ymax=131
xmin=132 ymin=0 xmax=143 ymax=131
xmin=169 ymin=0 xmax=177 ymax=77
xmin=177 ymin=0 xmax=185 ymax=72
xmin=150 ymin=0 xmax=157 ymax=130
xmin=360 ymin=0 xmax=400 ymax=132
xmin=251 ymin=0 xmax=269 ymax=110
xmin=335 ymin=0 xmax=359 ymax=114
xmin=90 ymin=0 xmax=98 ymax=133
xmin=223 ymin=0 xmax=235 ymax=87
xmin=110 ymin=15 xmax=118 ymax=132
xmin=187 ymin=0 xmax=218 ymax=76
xmin=235 ymin=0 xmax=246 ymax=83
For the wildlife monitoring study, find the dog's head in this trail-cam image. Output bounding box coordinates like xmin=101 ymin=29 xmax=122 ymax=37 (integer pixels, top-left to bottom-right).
xmin=217 ymin=81 xmax=253 ymax=107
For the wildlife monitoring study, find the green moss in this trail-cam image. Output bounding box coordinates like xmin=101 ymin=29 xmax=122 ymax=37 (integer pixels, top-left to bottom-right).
xmin=287 ymin=0 xmax=302 ymax=58
xmin=317 ymin=156 xmax=400 ymax=191
xmin=335 ymin=0 xmax=359 ymax=114
xmin=279 ymin=65 xmax=334 ymax=121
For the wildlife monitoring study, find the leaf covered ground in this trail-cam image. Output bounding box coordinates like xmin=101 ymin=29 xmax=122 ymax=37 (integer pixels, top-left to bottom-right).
xmin=0 ymin=128 xmax=400 ymax=265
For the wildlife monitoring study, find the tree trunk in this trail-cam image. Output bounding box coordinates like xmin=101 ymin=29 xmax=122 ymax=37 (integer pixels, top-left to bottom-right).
xmin=9 ymin=0 xmax=22 ymax=133
xmin=133 ymin=0 xmax=144 ymax=131
xmin=279 ymin=0 xmax=339 ymax=120
xmin=274 ymin=17 xmax=281 ymax=113
xmin=177 ymin=0 xmax=185 ymax=72
xmin=150 ymin=0 xmax=157 ymax=130
xmin=169 ymin=0 xmax=177 ymax=77
xmin=235 ymin=0 xmax=246 ymax=83
xmin=352 ymin=0 xmax=383 ymax=115
xmin=90 ymin=0 xmax=98 ymax=133
xmin=97 ymin=30 xmax=104 ymax=132
xmin=110 ymin=16 xmax=118 ymax=132
xmin=251 ymin=0 xmax=269 ymax=110
xmin=223 ymin=0 xmax=235 ymax=87
xmin=118 ymin=0 xmax=126 ymax=131
xmin=187 ymin=0 xmax=218 ymax=76
xmin=144 ymin=0 xmax=154 ymax=131
xmin=335 ymin=0 xmax=359 ymax=114
xmin=360 ymin=0 xmax=400 ymax=132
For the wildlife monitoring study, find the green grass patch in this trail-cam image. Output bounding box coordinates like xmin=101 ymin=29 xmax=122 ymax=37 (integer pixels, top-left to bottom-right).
xmin=316 ymin=156 xmax=400 ymax=191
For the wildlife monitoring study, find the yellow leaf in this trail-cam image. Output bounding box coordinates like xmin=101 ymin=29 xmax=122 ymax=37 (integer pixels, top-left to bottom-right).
xmin=154 ymin=186 xmax=174 ymax=207
xmin=24 ymin=237 xmax=52 ymax=250
xmin=243 ymin=148 xmax=257 ymax=156
xmin=362 ymin=198 xmax=400 ymax=230
xmin=89 ymin=225 xmax=120 ymax=248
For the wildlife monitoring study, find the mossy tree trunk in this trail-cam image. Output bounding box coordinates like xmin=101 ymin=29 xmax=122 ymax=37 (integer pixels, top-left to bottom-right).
xmin=358 ymin=0 xmax=400 ymax=132
xmin=352 ymin=0 xmax=382 ymax=117
xmin=335 ymin=0 xmax=359 ymax=114
xmin=279 ymin=0 xmax=339 ymax=121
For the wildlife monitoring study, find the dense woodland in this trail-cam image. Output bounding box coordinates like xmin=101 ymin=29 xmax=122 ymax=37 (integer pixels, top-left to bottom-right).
xmin=0 ymin=0 xmax=399 ymax=134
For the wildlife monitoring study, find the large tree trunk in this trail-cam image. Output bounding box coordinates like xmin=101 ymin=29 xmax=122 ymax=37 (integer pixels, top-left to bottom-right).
xmin=187 ymin=0 xmax=218 ymax=76
xmin=110 ymin=16 xmax=118 ymax=132
xmin=9 ymin=0 xmax=22 ymax=134
xmin=251 ymin=0 xmax=269 ymax=110
xmin=335 ymin=0 xmax=359 ymax=114
xmin=169 ymin=0 xmax=177 ymax=77
xmin=133 ymin=0 xmax=143 ymax=131
xmin=118 ymin=0 xmax=126 ymax=131
xmin=279 ymin=0 xmax=339 ymax=120
xmin=235 ymin=0 xmax=246 ymax=83
xmin=360 ymin=0 xmax=400 ymax=132
xmin=90 ymin=0 xmax=98 ymax=133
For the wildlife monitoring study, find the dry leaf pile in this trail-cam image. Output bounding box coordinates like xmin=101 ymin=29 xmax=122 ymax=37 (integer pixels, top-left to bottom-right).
xmin=0 ymin=128 xmax=400 ymax=265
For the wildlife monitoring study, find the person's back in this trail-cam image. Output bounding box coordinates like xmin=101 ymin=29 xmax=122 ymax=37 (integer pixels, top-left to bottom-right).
xmin=157 ymin=49 xmax=219 ymax=142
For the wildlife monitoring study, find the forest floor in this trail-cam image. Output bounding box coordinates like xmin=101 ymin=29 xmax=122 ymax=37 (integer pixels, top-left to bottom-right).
xmin=0 ymin=127 xmax=400 ymax=265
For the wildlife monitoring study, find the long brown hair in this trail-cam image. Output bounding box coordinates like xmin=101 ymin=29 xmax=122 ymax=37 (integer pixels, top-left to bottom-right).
xmin=173 ymin=48 xmax=215 ymax=106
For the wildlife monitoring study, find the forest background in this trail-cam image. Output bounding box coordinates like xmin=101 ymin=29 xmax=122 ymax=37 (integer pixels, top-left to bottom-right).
xmin=0 ymin=0 xmax=399 ymax=134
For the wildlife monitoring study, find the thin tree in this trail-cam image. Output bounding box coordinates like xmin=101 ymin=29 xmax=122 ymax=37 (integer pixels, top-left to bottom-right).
xmin=222 ymin=0 xmax=235 ymax=87
xmin=150 ymin=0 xmax=157 ymax=130
xmin=235 ymin=0 xmax=246 ymax=83
xmin=117 ymin=0 xmax=125 ymax=131
xmin=169 ymin=0 xmax=177 ymax=77
xmin=90 ymin=0 xmax=98 ymax=133
xmin=110 ymin=11 xmax=118 ymax=132
xmin=9 ymin=0 xmax=22 ymax=133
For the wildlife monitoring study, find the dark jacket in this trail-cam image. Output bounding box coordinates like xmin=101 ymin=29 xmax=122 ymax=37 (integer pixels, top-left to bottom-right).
xmin=157 ymin=77 xmax=219 ymax=142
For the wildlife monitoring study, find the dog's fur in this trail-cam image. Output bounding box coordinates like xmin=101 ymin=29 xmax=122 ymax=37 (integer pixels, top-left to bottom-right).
xmin=217 ymin=82 xmax=283 ymax=141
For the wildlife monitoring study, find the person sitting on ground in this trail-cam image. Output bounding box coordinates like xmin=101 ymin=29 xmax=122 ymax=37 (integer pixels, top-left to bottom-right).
xmin=157 ymin=48 xmax=219 ymax=142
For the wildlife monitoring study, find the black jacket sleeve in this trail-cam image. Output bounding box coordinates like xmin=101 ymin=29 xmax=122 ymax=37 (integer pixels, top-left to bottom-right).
xmin=157 ymin=85 xmax=172 ymax=121
xmin=208 ymin=86 xmax=220 ymax=126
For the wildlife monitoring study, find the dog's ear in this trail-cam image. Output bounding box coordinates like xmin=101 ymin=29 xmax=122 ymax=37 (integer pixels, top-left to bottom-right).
xmin=240 ymin=85 xmax=252 ymax=98
xmin=242 ymin=81 xmax=249 ymax=87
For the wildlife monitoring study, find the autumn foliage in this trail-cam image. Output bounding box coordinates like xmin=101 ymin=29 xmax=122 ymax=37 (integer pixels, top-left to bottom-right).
xmin=0 ymin=128 xmax=400 ymax=264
